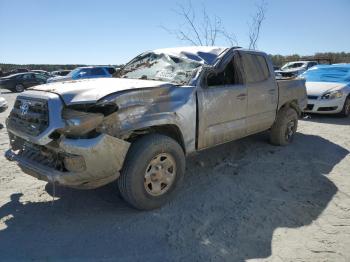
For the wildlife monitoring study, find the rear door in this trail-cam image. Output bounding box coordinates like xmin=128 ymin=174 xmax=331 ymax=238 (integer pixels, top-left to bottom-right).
xmin=197 ymin=52 xmax=247 ymax=149
xmin=240 ymin=52 xmax=278 ymax=134
xmin=21 ymin=73 xmax=38 ymax=88
xmin=34 ymin=74 xmax=48 ymax=84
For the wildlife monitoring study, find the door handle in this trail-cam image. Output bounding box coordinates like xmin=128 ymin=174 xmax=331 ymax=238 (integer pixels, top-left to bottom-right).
xmin=268 ymin=89 xmax=276 ymax=94
xmin=236 ymin=94 xmax=247 ymax=100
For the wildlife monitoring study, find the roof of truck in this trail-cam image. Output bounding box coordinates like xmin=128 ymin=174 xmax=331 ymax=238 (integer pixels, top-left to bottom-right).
xmin=153 ymin=46 xmax=230 ymax=65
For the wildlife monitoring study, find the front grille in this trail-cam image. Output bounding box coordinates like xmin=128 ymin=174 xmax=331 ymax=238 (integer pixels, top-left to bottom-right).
xmin=307 ymin=95 xmax=318 ymax=100
xmin=7 ymin=97 xmax=49 ymax=136
xmin=280 ymin=72 xmax=297 ymax=78
xmin=306 ymin=104 xmax=314 ymax=111
xmin=318 ymin=106 xmax=338 ymax=112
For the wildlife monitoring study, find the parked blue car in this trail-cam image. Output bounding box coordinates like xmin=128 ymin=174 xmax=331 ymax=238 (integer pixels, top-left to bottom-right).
xmin=47 ymin=66 xmax=116 ymax=83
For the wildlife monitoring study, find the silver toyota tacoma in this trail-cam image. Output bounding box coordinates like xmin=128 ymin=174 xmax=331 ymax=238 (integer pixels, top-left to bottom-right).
xmin=5 ymin=47 xmax=307 ymax=210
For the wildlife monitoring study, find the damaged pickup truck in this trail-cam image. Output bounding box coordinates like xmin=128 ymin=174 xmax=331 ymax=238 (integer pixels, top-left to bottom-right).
xmin=5 ymin=47 xmax=307 ymax=210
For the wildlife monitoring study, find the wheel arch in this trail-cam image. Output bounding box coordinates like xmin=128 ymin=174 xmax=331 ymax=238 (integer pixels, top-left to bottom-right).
xmin=278 ymin=99 xmax=301 ymax=116
xmin=127 ymin=124 xmax=186 ymax=154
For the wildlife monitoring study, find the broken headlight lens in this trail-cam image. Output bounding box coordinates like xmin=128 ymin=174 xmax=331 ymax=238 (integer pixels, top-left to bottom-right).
xmin=321 ymin=90 xmax=343 ymax=100
xmin=58 ymin=108 xmax=104 ymax=136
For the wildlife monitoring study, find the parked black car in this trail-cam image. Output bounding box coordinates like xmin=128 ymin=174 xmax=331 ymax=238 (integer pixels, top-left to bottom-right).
xmin=0 ymin=72 xmax=49 ymax=92
xmin=1 ymin=68 xmax=30 ymax=77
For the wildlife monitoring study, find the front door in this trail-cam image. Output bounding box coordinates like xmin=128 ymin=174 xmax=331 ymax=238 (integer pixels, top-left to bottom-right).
xmin=197 ymin=53 xmax=247 ymax=149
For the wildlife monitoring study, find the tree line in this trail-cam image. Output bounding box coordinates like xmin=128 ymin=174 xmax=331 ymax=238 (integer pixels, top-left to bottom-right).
xmin=1 ymin=52 xmax=349 ymax=73
xmin=270 ymin=52 xmax=350 ymax=67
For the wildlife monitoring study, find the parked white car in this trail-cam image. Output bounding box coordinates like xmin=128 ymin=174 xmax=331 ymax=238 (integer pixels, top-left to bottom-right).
xmin=0 ymin=95 xmax=8 ymax=113
xmin=302 ymin=64 xmax=350 ymax=116
xmin=276 ymin=61 xmax=318 ymax=78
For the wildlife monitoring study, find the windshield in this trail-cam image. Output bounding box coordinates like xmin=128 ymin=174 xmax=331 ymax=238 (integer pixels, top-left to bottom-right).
xmin=281 ymin=62 xmax=306 ymax=70
xmin=116 ymin=52 xmax=202 ymax=85
xmin=301 ymin=66 xmax=350 ymax=83
xmin=67 ymin=68 xmax=81 ymax=77
xmin=68 ymin=68 xmax=90 ymax=77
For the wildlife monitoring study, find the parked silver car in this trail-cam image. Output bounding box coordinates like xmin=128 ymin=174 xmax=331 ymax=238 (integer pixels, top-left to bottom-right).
xmin=0 ymin=89 xmax=8 ymax=113
xmin=302 ymin=64 xmax=350 ymax=116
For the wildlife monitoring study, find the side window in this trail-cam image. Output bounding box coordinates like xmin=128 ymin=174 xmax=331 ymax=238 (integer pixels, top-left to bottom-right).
xmin=241 ymin=54 xmax=270 ymax=83
xmin=207 ymin=55 xmax=243 ymax=87
xmin=22 ymin=74 xmax=34 ymax=80
xmin=77 ymin=69 xmax=91 ymax=77
xmin=35 ymin=74 xmax=46 ymax=81
xmin=91 ymin=68 xmax=106 ymax=76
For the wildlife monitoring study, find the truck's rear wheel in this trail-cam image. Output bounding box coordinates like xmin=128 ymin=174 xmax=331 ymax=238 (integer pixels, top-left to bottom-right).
xmin=270 ymin=107 xmax=298 ymax=146
xmin=118 ymin=134 xmax=185 ymax=210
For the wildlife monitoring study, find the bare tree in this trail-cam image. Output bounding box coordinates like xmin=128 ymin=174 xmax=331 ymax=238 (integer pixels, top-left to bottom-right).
xmin=163 ymin=1 xmax=267 ymax=49
xmin=248 ymin=1 xmax=267 ymax=50
xmin=162 ymin=1 xmax=238 ymax=47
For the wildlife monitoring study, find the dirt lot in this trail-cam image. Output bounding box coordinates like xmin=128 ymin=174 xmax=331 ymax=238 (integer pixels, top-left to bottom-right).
xmin=0 ymin=91 xmax=349 ymax=262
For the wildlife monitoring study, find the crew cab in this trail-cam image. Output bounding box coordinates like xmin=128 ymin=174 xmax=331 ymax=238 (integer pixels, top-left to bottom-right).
xmin=5 ymin=47 xmax=307 ymax=210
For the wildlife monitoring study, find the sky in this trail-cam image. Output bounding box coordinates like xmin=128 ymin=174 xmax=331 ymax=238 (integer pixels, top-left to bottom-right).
xmin=0 ymin=0 xmax=349 ymax=65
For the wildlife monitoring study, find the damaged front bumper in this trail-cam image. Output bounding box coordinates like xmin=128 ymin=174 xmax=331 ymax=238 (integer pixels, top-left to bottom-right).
xmin=5 ymin=134 xmax=130 ymax=189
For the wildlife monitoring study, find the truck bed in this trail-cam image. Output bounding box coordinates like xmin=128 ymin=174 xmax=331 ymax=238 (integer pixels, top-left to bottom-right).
xmin=277 ymin=78 xmax=307 ymax=111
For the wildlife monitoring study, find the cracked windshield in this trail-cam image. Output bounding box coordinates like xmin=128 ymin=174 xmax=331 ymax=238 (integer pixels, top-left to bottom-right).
xmin=118 ymin=52 xmax=201 ymax=85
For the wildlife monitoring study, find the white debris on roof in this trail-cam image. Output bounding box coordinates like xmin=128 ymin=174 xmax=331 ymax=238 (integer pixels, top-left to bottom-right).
xmin=153 ymin=46 xmax=228 ymax=65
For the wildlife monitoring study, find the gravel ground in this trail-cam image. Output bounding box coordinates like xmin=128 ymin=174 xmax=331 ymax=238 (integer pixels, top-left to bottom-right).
xmin=0 ymin=91 xmax=349 ymax=261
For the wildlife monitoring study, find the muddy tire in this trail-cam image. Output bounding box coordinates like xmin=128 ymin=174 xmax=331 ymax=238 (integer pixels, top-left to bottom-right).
xmin=270 ymin=107 xmax=298 ymax=146
xmin=15 ymin=84 xmax=25 ymax=93
xmin=118 ymin=134 xmax=185 ymax=210
xmin=340 ymin=96 xmax=350 ymax=117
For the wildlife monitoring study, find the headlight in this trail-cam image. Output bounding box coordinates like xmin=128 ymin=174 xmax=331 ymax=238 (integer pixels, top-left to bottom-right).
xmin=57 ymin=108 xmax=104 ymax=136
xmin=321 ymin=90 xmax=343 ymax=100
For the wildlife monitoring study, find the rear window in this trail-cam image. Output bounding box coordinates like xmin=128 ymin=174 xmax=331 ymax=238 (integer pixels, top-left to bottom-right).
xmin=241 ymin=53 xmax=270 ymax=83
xmin=22 ymin=74 xmax=34 ymax=79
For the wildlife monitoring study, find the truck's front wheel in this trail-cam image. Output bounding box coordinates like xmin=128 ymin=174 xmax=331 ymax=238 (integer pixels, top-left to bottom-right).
xmin=270 ymin=107 xmax=298 ymax=146
xmin=118 ymin=134 xmax=185 ymax=210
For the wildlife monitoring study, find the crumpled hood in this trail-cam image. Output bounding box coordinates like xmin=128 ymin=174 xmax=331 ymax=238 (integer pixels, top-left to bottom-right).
xmin=30 ymin=77 xmax=173 ymax=105
xmin=306 ymin=81 xmax=347 ymax=96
